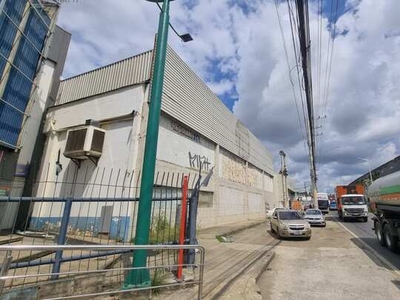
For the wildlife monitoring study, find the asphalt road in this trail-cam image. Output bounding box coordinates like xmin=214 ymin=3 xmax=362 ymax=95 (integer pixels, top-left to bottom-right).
xmin=259 ymin=216 xmax=400 ymax=300
xmin=328 ymin=210 xmax=400 ymax=270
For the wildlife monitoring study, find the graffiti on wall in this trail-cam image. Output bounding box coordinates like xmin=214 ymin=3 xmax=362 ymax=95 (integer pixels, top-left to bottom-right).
xmin=188 ymin=152 xmax=211 ymax=171
xmin=172 ymin=121 xmax=200 ymax=143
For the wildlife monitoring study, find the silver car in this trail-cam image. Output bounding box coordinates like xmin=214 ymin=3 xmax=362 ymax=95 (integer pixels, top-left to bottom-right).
xmin=304 ymin=209 xmax=326 ymax=227
xmin=270 ymin=210 xmax=311 ymax=239
xmin=266 ymin=207 xmax=288 ymax=219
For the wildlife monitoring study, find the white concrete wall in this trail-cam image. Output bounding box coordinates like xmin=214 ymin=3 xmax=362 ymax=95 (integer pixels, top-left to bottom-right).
xmin=157 ymin=114 xmax=215 ymax=173
xmin=33 ymin=84 xmax=281 ymax=234
xmin=18 ymin=60 xmax=56 ymax=170
xmin=31 ymin=85 xmax=146 ymax=240
xmin=218 ymin=185 xmax=245 ymax=217
xmin=248 ymin=192 xmax=263 ymax=214
xmin=44 ymin=85 xmax=144 ymax=133
xmin=33 ymin=119 xmax=136 ymax=213
xmin=247 ymin=165 xmax=263 ymax=189
xmin=219 ymin=148 xmax=246 ymax=185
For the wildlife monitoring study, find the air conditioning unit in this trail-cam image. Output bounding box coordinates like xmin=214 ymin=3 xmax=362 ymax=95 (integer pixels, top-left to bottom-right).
xmin=64 ymin=126 xmax=105 ymax=160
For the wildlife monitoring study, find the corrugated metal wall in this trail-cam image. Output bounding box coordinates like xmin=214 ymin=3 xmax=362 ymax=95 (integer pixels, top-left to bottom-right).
xmin=55 ymin=50 xmax=153 ymax=105
xmin=162 ymin=47 xmax=274 ymax=173
xmin=54 ymin=46 xmax=274 ymax=173
xmin=0 ymin=0 xmax=51 ymax=147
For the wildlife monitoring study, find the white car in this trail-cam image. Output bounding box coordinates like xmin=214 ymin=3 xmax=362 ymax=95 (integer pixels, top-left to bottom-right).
xmin=304 ymin=209 xmax=326 ymax=227
xmin=266 ymin=207 xmax=288 ymax=219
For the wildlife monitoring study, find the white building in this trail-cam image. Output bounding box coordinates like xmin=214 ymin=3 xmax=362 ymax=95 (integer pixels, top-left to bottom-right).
xmin=31 ymin=47 xmax=285 ymax=240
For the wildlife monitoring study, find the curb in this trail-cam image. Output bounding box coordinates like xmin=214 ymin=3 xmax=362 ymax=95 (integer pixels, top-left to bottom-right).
xmin=212 ymin=250 xmax=276 ymax=300
xmin=255 ymin=251 xmax=276 ymax=282
xmin=215 ymin=220 xmax=267 ymax=241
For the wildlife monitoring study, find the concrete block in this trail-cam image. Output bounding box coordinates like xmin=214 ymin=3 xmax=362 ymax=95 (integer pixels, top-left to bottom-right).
xmin=73 ymin=273 xmax=106 ymax=295
xmin=37 ymin=278 xmax=74 ymax=299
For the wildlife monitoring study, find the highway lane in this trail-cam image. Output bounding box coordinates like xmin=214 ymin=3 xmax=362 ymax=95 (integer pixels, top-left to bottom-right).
xmin=328 ymin=211 xmax=400 ymax=270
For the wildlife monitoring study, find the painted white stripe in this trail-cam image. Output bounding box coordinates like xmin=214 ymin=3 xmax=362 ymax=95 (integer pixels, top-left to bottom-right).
xmin=336 ymin=220 xmax=400 ymax=278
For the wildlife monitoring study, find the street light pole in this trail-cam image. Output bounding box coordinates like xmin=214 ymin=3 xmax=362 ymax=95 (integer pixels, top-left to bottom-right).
xmin=358 ymin=157 xmax=373 ymax=184
xmin=125 ymin=0 xmax=172 ymax=287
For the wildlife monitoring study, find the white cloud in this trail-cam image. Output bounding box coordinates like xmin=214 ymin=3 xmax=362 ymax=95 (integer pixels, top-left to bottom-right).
xmin=56 ymin=0 xmax=400 ymax=192
xmin=207 ymin=79 xmax=234 ymax=96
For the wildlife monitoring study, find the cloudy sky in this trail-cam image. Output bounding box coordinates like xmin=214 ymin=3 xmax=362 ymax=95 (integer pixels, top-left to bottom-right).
xmin=57 ymin=0 xmax=400 ymax=192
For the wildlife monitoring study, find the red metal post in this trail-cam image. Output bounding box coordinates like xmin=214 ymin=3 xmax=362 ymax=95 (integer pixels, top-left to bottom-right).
xmin=177 ymin=175 xmax=188 ymax=280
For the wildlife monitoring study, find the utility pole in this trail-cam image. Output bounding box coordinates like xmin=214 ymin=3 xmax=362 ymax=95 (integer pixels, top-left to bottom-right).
xmin=358 ymin=157 xmax=373 ymax=185
xmin=279 ymin=150 xmax=288 ymax=208
xmin=295 ymin=0 xmax=318 ymax=207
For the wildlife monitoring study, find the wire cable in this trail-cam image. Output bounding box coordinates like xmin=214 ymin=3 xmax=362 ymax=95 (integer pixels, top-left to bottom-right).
xmin=287 ymin=0 xmax=309 ymax=142
xmin=319 ymin=0 xmax=340 ymax=166
xmin=274 ymin=0 xmax=308 ymax=150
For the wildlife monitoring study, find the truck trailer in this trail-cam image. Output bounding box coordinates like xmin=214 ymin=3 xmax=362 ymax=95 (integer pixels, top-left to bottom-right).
xmin=369 ymin=171 xmax=400 ymax=253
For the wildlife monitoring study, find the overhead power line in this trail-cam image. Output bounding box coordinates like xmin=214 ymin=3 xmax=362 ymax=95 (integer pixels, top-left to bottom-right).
xmin=274 ymin=0 xmax=307 ymax=150
xmin=317 ymin=0 xmax=340 ymax=166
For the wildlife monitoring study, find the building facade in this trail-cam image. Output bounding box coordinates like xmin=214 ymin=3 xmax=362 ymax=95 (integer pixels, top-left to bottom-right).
xmin=31 ymin=46 xmax=285 ymax=240
xmin=0 ymin=0 xmax=70 ymax=229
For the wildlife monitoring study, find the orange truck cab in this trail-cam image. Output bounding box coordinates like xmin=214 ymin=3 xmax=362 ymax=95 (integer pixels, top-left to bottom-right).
xmin=291 ymin=200 xmax=303 ymax=211
xmin=335 ymin=184 xmax=368 ymax=221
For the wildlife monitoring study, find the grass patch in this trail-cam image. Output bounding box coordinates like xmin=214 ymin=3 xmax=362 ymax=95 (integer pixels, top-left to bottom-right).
xmin=216 ymin=235 xmax=226 ymax=243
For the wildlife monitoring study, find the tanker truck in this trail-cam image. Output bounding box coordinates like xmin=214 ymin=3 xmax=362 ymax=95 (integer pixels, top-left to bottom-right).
xmin=369 ymin=170 xmax=400 ymax=253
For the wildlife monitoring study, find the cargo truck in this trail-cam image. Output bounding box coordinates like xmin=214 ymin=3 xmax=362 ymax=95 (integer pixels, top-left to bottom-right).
xmin=335 ymin=184 xmax=368 ymax=221
xmin=369 ymin=171 xmax=400 ymax=253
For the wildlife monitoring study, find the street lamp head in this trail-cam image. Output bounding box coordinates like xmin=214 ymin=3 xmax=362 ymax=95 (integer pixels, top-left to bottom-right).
xmin=279 ymin=150 xmax=286 ymax=157
xmin=179 ymin=33 xmax=193 ymax=42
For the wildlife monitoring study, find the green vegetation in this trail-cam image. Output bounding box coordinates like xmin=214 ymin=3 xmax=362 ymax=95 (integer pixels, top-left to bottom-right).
xmin=216 ymin=235 xmax=226 ymax=243
xmin=149 ymin=215 xmax=177 ymax=244
xmin=151 ymin=269 xmax=168 ymax=295
xmin=130 ymin=215 xmax=177 ymax=245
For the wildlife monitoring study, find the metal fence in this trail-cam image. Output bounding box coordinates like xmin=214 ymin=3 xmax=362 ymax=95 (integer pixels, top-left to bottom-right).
xmin=0 ymin=244 xmax=205 ymax=299
xmin=0 ymin=168 xmax=205 ymax=295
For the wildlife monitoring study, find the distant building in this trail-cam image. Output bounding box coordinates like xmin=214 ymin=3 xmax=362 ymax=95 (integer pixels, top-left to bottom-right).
xmin=30 ymin=46 xmax=290 ymax=238
xmin=0 ymin=0 xmax=70 ymax=229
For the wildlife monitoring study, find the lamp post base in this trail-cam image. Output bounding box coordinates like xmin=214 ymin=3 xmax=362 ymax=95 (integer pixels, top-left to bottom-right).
xmin=123 ymin=269 xmax=151 ymax=289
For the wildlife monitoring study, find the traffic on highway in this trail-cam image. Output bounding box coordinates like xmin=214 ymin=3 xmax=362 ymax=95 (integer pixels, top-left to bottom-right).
xmin=268 ymin=174 xmax=400 ymax=272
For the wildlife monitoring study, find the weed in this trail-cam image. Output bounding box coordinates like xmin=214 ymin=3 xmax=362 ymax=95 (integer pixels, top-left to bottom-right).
xmin=149 ymin=215 xmax=177 ymax=245
xmin=151 ymin=269 xmax=168 ymax=295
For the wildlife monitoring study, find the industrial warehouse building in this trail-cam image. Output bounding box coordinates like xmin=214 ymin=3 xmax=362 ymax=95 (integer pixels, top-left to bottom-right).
xmin=30 ymin=46 xmax=289 ymax=240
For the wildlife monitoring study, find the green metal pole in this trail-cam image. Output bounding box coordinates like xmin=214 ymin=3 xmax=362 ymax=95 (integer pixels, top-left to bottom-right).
xmin=124 ymin=0 xmax=170 ymax=287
